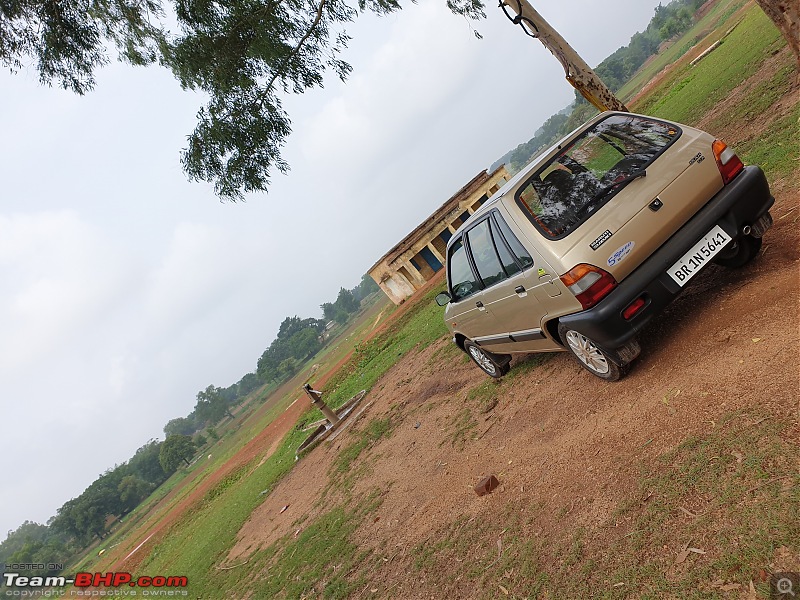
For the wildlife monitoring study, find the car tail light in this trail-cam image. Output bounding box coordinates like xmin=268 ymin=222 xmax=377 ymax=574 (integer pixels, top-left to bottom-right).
xmin=712 ymin=139 xmax=744 ymax=184
xmin=560 ymin=264 xmax=618 ymax=310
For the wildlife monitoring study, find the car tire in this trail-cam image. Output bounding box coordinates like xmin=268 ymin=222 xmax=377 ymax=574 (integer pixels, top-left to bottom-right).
xmin=714 ymin=235 xmax=762 ymax=269
xmin=463 ymin=340 xmax=510 ymax=379
xmin=559 ymin=326 xmax=628 ymax=382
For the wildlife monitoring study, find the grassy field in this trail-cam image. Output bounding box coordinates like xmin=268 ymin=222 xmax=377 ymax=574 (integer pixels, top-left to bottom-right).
xmin=67 ymin=293 xmax=390 ymax=576
xmin=633 ymin=7 xmax=785 ymax=123
xmin=72 ymin=3 xmax=799 ymax=597
xmin=618 ymin=0 xmax=748 ymax=103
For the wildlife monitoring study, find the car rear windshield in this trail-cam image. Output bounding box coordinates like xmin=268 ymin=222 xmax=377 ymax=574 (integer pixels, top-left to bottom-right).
xmin=515 ymin=114 xmax=681 ymax=240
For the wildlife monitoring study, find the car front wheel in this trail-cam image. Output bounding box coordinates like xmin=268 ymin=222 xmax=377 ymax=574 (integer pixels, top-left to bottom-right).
xmin=463 ymin=340 xmax=510 ymax=379
xmin=561 ymin=328 xmax=627 ymax=381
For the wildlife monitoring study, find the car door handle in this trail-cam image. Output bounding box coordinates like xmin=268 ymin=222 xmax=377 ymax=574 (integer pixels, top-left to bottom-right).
xmin=475 ymin=301 xmax=485 ymax=311
xmin=514 ymin=285 xmax=526 ymax=294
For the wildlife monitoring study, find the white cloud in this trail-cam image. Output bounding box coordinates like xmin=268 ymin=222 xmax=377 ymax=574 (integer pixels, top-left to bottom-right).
xmin=299 ymin=3 xmax=481 ymax=180
xmin=0 ymin=211 xmax=129 ymax=370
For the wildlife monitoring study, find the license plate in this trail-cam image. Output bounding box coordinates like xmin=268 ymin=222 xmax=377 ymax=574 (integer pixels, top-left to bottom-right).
xmin=668 ymin=225 xmax=730 ymax=287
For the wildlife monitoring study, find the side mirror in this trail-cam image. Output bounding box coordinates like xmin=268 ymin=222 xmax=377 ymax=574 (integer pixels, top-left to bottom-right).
xmin=435 ymin=292 xmax=451 ymax=306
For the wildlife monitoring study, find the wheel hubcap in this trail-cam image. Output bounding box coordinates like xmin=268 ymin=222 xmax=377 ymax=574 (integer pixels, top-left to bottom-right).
xmin=469 ymin=345 xmax=496 ymax=375
xmin=565 ymin=331 xmax=610 ymax=375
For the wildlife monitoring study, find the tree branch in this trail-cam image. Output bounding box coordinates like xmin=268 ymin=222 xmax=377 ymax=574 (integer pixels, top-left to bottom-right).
xmin=259 ymin=0 xmax=328 ymax=105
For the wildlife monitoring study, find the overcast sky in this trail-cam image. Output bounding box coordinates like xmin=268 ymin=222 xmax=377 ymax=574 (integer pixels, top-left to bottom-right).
xmin=0 ymin=1 xmax=665 ymax=538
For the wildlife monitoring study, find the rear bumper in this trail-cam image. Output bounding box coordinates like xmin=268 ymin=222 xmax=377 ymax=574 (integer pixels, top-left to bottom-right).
xmin=557 ymin=165 xmax=774 ymax=359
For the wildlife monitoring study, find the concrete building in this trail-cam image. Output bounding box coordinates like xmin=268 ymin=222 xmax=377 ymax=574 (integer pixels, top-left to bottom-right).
xmin=368 ymin=166 xmax=510 ymax=305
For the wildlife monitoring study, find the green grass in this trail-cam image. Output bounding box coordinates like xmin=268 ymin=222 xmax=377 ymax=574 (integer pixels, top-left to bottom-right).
xmin=738 ymin=104 xmax=800 ymax=179
xmin=134 ymin=425 xmax=308 ymax=594
xmin=619 ymin=0 xmax=748 ymax=102
xmin=590 ymin=412 xmax=799 ymax=598
xmin=333 ymin=416 xmax=396 ymax=478
xmin=319 ymin=285 xmax=449 ymax=412
xmin=234 ymin=494 xmax=382 ymax=599
xmin=634 ymin=7 xmax=785 ymax=124
xmin=443 ymin=407 xmax=478 ymax=450
xmin=504 ymin=353 xmax=553 ymax=382
xmin=707 ymin=62 xmax=795 ymax=133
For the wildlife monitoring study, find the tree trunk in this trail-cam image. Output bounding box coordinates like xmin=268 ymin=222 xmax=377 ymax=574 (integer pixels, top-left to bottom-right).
xmin=503 ymin=0 xmax=629 ymax=112
xmin=755 ymin=0 xmax=800 ymax=75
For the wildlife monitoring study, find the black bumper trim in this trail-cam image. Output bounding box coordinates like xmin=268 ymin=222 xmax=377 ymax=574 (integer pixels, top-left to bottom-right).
xmin=557 ymin=166 xmax=774 ymax=351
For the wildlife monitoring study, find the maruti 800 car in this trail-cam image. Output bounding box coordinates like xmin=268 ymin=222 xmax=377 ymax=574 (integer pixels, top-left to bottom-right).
xmin=436 ymin=112 xmax=774 ymax=381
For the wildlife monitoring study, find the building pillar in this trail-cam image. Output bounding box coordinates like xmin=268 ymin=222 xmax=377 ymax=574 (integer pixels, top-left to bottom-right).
xmin=404 ymin=260 xmax=426 ymax=286
xmin=447 ymin=224 xmax=457 ymax=234
xmin=427 ymin=242 xmax=445 ymax=266
xmin=467 ymin=206 xmax=475 ymax=215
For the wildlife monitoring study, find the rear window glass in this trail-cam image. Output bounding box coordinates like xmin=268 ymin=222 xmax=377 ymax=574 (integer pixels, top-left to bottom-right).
xmin=515 ymin=114 xmax=680 ymax=239
xmin=493 ymin=213 xmax=534 ymax=271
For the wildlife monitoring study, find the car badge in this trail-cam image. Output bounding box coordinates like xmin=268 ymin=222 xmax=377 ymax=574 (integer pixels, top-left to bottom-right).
xmin=590 ymin=229 xmax=613 ymax=251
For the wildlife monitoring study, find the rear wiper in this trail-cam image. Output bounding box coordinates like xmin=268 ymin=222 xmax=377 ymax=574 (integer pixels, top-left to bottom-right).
xmin=592 ymin=169 xmax=647 ymax=201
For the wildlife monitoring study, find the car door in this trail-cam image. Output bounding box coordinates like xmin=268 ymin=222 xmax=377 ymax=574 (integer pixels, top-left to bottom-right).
xmin=470 ymin=210 xmax=563 ymax=353
xmin=445 ymin=235 xmax=501 ymax=343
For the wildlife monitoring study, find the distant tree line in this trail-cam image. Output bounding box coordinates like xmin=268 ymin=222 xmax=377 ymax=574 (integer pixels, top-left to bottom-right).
xmin=162 ymin=375 xmax=259 ymax=440
xmin=493 ymin=0 xmax=710 ymax=174
xmin=0 ymin=439 xmax=171 ymax=576
xmin=256 ymin=274 xmax=378 ymax=384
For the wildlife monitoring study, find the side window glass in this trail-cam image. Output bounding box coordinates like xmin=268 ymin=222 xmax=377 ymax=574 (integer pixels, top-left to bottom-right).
xmin=448 ymin=237 xmax=479 ymax=301
xmin=494 ymin=213 xmax=534 ymax=269
xmin=467 ymin=220 xmax=506 ymax=288
xmin=490 ymin=217 xmax=520 ymax=277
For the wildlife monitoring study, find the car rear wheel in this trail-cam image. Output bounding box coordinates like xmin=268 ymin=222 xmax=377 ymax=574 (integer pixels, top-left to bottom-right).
xmin=463 ymin=340 xmax=510 ymax=379
xmin=561 ymin=328 xmax=627 ymax=381
xmin=714 ymin=235 xmax=762 ymax=269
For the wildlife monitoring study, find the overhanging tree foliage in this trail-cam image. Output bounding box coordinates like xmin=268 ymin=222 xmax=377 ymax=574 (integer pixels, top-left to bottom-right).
xmin=0 ymin=0 xmax=484 ymax=200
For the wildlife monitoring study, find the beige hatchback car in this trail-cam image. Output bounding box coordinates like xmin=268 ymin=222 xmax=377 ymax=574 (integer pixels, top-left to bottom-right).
xmin=436 ymin=112 xmax=774 ymax=381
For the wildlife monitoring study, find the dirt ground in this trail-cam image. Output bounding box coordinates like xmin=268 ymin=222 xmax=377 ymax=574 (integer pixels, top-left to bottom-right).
xmin=229 ymin=181 xmax=798 ymax=594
